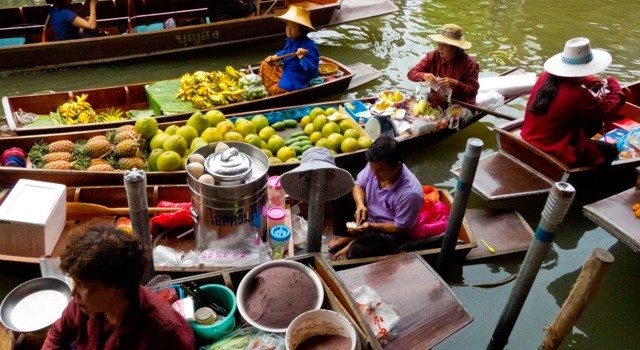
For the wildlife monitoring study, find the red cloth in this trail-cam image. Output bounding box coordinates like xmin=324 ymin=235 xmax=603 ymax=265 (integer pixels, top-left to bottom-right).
xmin=408 ymin=186 xmax=450 ymax=239
xmin=149 ymin=201 xmax=192 ymax=230
xmin=407 ymin=50 xmax=480 ymax=104
xmin=42 ymin=286 xmax=195 ymax=350
xmin=521 ymin=72 xmax=625 ymax=167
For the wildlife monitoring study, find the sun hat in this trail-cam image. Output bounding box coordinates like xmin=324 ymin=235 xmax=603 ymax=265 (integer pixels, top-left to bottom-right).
xmin=428 ymin=24 xmax=472 ymax=50
xmin=543 ymin=37 xmax=612 ymax=77
xmin=280 ymin=147 xmax=354 ymax=202
xmin=276 ymin=5 xmax=315 ymax=30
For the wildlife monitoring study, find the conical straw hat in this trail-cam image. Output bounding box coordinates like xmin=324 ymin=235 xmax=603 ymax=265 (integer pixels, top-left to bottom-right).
xmin=276 ymin=5 xmax=315 ymax=30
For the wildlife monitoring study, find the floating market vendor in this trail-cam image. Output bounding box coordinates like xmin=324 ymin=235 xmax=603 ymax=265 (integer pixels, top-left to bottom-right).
xmin=42 ymin=225 xmax=195 ymax=350
xmin=259 ymin=5 xmax=319 ymax=96
xmin=46 ymin=0 xmax=100 ymax=41
xmin=407 ymin=23 xmax=479 ymax=106
xmin=521 ymin=37 xmax=626 ymax=167
xmin=329 ymin=135 xmax=424 ymax=260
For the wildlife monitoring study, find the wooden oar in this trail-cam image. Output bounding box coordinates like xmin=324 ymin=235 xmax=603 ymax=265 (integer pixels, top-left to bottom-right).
xmin=433 ymin=94 xmax=521 ymax=121
xmin=66 ymin=202 xmax=179 ymax=220
xmin=271 ymin=52 xmax=299 ymax=62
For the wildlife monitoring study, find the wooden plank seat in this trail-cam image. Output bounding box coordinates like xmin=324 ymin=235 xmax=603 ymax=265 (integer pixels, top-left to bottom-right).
xmin=495 ymin=127 xmax=596 ymax=182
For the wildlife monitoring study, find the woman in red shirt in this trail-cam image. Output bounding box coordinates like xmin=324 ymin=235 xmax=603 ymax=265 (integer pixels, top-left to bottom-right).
xmin=407 ymin=23 xmax=479 ymax=105
xmin=521 ymin=37 xmax=626 ymax=167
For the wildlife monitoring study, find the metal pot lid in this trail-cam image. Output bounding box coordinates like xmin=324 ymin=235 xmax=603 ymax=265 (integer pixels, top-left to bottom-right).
xmin=205 ymin=147 xmax=253 ymax=182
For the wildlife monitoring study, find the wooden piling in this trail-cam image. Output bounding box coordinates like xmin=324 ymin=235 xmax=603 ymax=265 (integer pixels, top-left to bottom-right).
xmin=542 ymin=248 xmax=614 ymax=350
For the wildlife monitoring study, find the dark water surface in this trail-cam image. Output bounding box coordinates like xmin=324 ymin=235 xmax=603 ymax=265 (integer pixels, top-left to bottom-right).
xmin=1 ymin=1 xmax=640 ymax=349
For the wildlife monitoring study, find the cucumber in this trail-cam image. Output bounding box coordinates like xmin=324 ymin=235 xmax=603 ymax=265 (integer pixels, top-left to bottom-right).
xmin=295 ymin=135 xmax=310 ymax=141
xmin=290 ymin=145 xmax=303 ymax=155
xmin=283 ymin=119 xmax=298 ymax=128
xmin=271 ymin=121 xmax=286 ymax=131
xmin=285 ymin=138 xmax=299 ymax=146
xmin=301 ymin=144 xmax=313 ymax=152
xmin=296 ymin=140 xmax=312 ymax=147
xmin=290 ymin=131 xmax=305 ymax=138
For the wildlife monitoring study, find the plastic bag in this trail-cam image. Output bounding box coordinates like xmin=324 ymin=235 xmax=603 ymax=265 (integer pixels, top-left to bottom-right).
xmin=149 ymin=201 xmax=193 ymax=230
xmin=199 ymin=234 xmax=269 ymax=267
xmin=351 ymin=285 xmax=399 ymax=345
xmin=616 ymin=126 xmax=640 ymax=160
xmin=202 ymin=326 xmax=285 ymax=350
xmin=290 ymin=207 xmax=308 ymax=250
xmin=475 ymin=90 xmax=505 ymax=110
xmin=409 ymin=185 xmax=449 ymax=239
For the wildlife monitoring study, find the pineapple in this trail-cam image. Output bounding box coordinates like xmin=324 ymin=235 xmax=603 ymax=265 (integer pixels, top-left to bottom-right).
xmin=85 ymin=138 xmax=113 ymax=158
xmin=41 ymin=152 xmax=72 ymax=164
xmin=116 ymin=157 xmax=146 ymax=170
xmin=90 ymin=158 xmax=110 ymax=166
xmin=43 ymin=160 xmax=71 ymax=170
xmin=48 ymin=140 xmax=75 ymax=153
xmin=115 ymin=139 xmax=139 ymax=157
xmin=87 ymin=164 xmax=115 ymax=172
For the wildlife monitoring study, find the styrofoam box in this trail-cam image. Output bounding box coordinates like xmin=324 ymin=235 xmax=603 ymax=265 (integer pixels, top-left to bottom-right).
xmin=0 ymin=179 xmax=66 ymax=257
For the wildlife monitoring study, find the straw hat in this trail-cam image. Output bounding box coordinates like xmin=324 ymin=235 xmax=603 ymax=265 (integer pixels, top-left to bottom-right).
xmin=276 ymin=5 xmax=315 ymax=30
xmin=428 ymin=24 xmax=472 ymax=50
xmin=543 ymin=37 xmax=611 ymax=77
xmin=280 ymin=147 xmax=354 ymax=202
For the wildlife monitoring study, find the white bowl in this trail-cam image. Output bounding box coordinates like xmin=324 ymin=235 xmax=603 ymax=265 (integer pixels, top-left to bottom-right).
xmin=285 ymin=309 xmax=359 ymax=350
xmin=236 ymin=260 xmax=324 ymax=333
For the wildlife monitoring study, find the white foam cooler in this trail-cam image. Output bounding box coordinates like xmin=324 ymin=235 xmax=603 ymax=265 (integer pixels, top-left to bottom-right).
xmin=0 ymin=179 xmax=66 ymax=257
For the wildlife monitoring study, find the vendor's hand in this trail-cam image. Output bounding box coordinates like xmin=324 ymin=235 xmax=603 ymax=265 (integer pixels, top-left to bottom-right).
xmin=436 ymin=77 xmax=458 ymax=89
xmin=422 ymin=73 xmax=438 ymax=85
xmin=347 ymin=221 xmax=369 ymax=236
xmin=296 ymin=48 xmax=308 ymax=59
xmin=354 ymin=206 xmax=367 ymax=225
xmin=264 ymin=55 xmax=277 ymax=63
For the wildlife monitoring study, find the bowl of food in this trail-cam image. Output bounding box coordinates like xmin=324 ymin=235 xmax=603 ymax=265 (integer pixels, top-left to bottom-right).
xmin=285 ymin=309 xmax=360 ymax=350
xmin=378 ymin=90 xmax=405 ymax=108
xmin=318 ymin=63 xmax=339 ymax=76
xmin=236 ymin=260 xmax=324 ymax=333
xmin=188 ymin=284 xmax=237 ymax=343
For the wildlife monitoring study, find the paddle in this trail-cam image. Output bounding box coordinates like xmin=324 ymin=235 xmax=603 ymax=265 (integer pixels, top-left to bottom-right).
xmin=66 ymin=202 xmax=179 ymax=220
xmin=432 ymin=94 xmax=521 ymax=121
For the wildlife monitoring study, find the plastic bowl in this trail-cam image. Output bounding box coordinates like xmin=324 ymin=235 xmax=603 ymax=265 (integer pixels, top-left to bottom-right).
xmin=236 ymin=260 xmax=324 ymax=333
xmin=189 ymin=284 xmax=237 ymax=343
xmin=378 ymin=90 xmax=405 ymax=108
xmin=285 ymin=309 xmax=359 ymax=350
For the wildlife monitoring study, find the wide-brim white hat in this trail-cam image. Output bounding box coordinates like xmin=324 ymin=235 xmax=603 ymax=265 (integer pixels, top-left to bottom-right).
xmin=428 ymin=24 xmax=472 ymax=50
xmin=280 ymin=147 xmax=354 ymax=202
xmin=544 ymin=37 xmax=611 ymax=77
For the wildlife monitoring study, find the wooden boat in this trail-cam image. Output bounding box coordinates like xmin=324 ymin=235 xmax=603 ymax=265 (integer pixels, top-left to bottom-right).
xmin=0 ymin=68 xmax=527 ymax=188
xmin=455 ymin=80 xmax=640 ymax=201
xmin=0 ymin=184 xmax=476 ymax=277
xmin=2 ymin=56 xmax=353 ymax=135
xmin=0 ymin=0 xmax=347 ymax=72
xmin=582 ymin=167 xmax=640 ymax=253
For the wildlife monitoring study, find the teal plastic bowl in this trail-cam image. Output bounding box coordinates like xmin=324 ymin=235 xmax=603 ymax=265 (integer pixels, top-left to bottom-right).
xmin=189 ymin=284 xmax=237 ymax=344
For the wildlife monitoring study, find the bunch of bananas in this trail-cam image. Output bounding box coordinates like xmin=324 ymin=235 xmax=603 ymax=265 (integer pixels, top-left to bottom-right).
xmin=97 ymin=108 xmax=127 ymax=122
xmin=56 ymin=94 xmax=97 ymax=125
xmin=176 ymin=66 xmax=246 ymax=109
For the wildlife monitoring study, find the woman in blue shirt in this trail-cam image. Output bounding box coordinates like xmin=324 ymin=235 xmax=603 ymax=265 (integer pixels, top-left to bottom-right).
xmin=46 ymin=0 xmax=98 ymax=41
xmin=259 ymin=6 xmax=319 ymax=96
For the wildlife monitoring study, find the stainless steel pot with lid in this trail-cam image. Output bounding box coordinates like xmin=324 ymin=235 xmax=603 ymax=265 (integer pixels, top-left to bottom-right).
xmin=186 ymin=142 xmax=269 ymax=250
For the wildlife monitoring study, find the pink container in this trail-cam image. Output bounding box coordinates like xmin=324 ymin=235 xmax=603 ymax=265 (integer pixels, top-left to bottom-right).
xmin=267 ymin=176 xmax=286 ymax=208
xmin=267 ymin=206 xmax=286 ymax=232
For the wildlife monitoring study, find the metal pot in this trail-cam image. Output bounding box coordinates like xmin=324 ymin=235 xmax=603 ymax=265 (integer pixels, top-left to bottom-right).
xmin=186 ymin=142 xmax=269 ymax=250
xmin=0 ymin=277 xmax=71 ymax=333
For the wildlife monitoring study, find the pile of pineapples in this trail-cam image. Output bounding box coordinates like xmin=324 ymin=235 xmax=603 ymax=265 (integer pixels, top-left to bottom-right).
xmin=28 ymin=125 xmax=147 ymax=171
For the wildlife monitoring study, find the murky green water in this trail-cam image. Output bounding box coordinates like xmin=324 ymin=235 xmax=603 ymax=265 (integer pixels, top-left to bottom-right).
xmin=1 ymin=1 xmax=640 ymax=349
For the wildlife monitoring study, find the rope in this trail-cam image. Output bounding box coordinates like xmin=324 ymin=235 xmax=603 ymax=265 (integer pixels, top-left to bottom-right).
xmin=13 ymin=108 xmax=39 ymax=125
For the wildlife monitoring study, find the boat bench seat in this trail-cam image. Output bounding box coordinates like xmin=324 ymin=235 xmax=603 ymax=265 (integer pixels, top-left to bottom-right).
xmin=495 ymin=127 xmax=596 ymax=182
xmin=0 ymin=37 xmax=26 ymax=47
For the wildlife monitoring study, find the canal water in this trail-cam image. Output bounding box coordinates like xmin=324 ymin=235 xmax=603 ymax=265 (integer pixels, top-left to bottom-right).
xmin=1 ymin=1 xmax=639 ymax=349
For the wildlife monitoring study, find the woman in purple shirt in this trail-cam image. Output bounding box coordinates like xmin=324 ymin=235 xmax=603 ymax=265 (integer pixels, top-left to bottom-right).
xmin=331 ymin=135 xmax=424 ymax=260
xmin=46 ymin=0 xmax=98 ymax=41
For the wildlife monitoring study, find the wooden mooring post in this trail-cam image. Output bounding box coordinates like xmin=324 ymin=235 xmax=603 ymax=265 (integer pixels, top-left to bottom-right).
xmin=542 ymin=248 xmax=614 ymax=350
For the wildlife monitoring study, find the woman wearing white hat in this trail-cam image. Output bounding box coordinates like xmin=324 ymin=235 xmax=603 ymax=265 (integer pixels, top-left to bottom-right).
xmin=521 ymin=37 xmax=626 ymax=167
xmin=259 ymin=6 xmax=319 ymax=96
xmin=407 ymin=23 xmax=480 ymax=105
